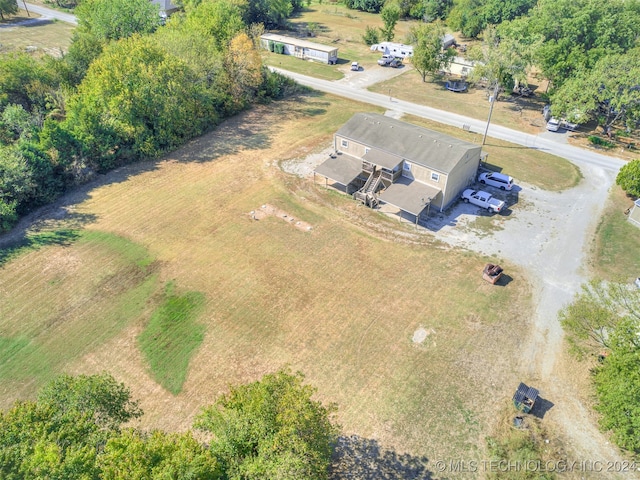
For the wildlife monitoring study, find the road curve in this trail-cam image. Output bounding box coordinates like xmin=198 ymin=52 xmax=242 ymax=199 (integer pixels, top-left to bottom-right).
xmin=20 ymin=3 xmax=78 ymax=25
xmin=272 ymin=68 xmax=625 ymax=173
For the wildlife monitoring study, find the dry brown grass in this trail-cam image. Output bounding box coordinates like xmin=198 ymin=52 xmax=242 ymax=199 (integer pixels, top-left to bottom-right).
xmin=0 ymin=94 xmax=534 ymax=463
xmin=0 ymin=15 xmax=74 ymax=55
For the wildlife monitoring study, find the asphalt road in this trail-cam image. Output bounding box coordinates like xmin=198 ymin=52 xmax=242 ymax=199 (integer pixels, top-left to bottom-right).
xmin=20 ymin=2 xmax=78 ymax=25
xmin=272 ymin=68 xmax=626 ymax=173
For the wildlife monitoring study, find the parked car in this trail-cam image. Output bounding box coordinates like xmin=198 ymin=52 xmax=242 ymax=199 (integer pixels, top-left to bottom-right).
xmin=478 ymin=171 xmax=513 ymax=191
xmin=461 ymin=189 xmax=505 ymax=213
xmin=562 ymin=119 xmax=578 ymax=131
xmin=351 ymin=61 xmax=360 ymax=71
xmin=546 ymin=118 xmax=561 ymax=132
xmin=378 ymin=55 xmax=402 ymax=67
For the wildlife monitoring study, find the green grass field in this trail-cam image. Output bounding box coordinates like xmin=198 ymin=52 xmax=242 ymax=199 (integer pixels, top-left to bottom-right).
xmin=0 ymin=16 xmax=74 ymax=55
xmin=591 ymin=186 xmax=640 ymax=281
xmin=0 ymin=94 xmax=540 ymax=462
xmin=138 ymin=283 xmax=206 ymax=394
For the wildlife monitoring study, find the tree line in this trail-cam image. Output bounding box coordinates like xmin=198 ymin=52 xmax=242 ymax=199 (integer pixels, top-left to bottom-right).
xmin=560 ymin=281 xmax=640 ymax=454
xmin=0 ymin=0 xmax=302 ymax=232
xmin=357 ymin=0 xmax=640 ymax=133
xmin=0 ymin=370 xmax=340 ymax=479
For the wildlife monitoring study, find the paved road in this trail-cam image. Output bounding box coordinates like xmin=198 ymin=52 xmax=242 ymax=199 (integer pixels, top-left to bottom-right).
xmin=272 ymin=68 xmax=625 ymax=173
xmin=19 ymin=2 xmax=78 ymax=25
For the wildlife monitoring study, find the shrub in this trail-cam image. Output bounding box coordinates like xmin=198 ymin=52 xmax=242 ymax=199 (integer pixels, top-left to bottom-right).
xmin=588 ymin=135 xmax=615 ymax=148
xmin=362 ymin=25 xmax=380 ymax=45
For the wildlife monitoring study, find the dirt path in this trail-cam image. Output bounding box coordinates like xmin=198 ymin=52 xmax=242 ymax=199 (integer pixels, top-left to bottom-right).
xmin=427 ymin=163 xmax=629 ymax=476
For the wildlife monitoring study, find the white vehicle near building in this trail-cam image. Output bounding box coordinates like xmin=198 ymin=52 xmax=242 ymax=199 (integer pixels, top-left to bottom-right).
xmin=546 ymin=118 xmax=561 ymax=132
xmin=461 ymin=189 xmax=505 ymax=213
xmin=478 ymin=171 xmax=513 ymax=191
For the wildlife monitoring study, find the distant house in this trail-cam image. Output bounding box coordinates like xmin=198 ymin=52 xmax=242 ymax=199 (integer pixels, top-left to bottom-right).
xmin=314 ymin=113 xmax=482 ymax=222
xmin=260 ymin=33 xmax=338 ymax=64
xmin=445 ymin=56 xmax=477 ymax=77
xmin=370 ymin=42 xmax=413 ymax=58
xmin=628 ymin=199 xmax=640 ymax=228
xmin=441 ymin=34 xmax=456 ymax=49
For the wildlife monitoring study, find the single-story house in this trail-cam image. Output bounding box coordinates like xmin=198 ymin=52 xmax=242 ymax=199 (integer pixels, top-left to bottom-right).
xmin=370 ymin=42 xmax=413 ymax=58
xmin=628 ymin=199 xmax=640 ymax=228
xmin=314 ymin=113 xmax=482 ymax=221
xmin=445 ymin=56 xmax=477 ymax=77
xmin=260 ymin=33 xmax=338 ymax=64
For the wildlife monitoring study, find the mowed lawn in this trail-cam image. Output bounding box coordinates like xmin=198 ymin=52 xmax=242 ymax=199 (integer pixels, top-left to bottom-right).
xmin=0 ymin=15 xmax=74 ymax=54
xmin=0 ymin=95 xmax=532 ymax=461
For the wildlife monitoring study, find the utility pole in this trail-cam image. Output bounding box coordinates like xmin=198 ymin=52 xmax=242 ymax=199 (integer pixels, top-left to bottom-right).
xmin=482 ymin=82 xmax=500 ymax=146
xmin=22 ymin=0 xmax=30 ymax=16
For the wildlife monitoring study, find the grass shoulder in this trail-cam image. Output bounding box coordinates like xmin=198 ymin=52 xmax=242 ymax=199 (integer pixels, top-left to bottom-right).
xmin=590 ymin=186 xmax=640 ymax=281
xmin=403 ymin=114 xmax=582 ymax=192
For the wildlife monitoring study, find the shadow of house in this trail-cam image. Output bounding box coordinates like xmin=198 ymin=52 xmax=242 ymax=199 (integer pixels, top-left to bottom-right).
xmin=330 ymin=435 xmax=433 ymax=480
xmin=314 ymin=113 xmax=482 ymax=225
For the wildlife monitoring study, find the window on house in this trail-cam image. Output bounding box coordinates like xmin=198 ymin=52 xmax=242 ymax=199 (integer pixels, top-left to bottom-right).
xmin=431 ymin=172 xmax=440 ymax=182
xmin=341 ymin=139 xmax=348 ymax=148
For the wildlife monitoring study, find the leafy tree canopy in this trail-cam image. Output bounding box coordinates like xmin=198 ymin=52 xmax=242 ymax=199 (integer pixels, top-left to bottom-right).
xmin=195 ymin=369 xmax=340 ymax=480
xmin=507 ymin=0 xmax=640 ymax=87
xmin=65 ymin=34 xmax=218 ymax=168
xmin=550 ymin=49 xmax=640 ymax=129
xmin=407 ymin=22 xmax=455 ymax=82
xmin=75 ymin=0 xmax=160 ymax=42
xmin=617 ymin=160 xmax=640 ymax=198
xmin=0 ymin=0 xmax=18 ymax=21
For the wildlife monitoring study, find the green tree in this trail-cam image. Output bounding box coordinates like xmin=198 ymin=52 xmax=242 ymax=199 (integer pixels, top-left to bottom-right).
xmin=75 ymin=0 xmax=160 ymax=42
xmin=594 ymin=316 xmax=640 ymax=453
xmin=65 ymin=34 xmax=217 ymax=169
xmin=509 ymin=0 xmax=640 ymax=87
xmin=195 ymin=369 xmax=340 ymax=480
xmin=447 ymin=0 xmax=484 ymax=38
xmin=379 ymin=3 xmax=400 ymax=42
xmin=99 ymin=429 xmax=222 ymax=479
xmin=468 ymin=26 xmax=530 ymax=97
xmin=616 ymin=159 xmax=640 ymax=198
xmin=409 ymin=0 xmax=453 ymax=21
xmin=550 ymin=49 xmax=640 ymax=130
xmin=0 ymin=0 xmax=18 ymax=20
xmin=362 ymin=25 xmax=380 ymax=46
xmin=558 ymin=280 xmax=639 ymax=357
xmin=0 ymin=373 xmax=140 ymax=478
xmin=408 ymin=22 xmax=455 ymax=82
xmin=38 ymin=372 xmax=143 ymax=430
xmin=181 ymin=0 xmax=246 ymax=51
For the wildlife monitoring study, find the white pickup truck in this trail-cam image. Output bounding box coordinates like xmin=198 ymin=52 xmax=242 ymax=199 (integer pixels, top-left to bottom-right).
xmin=461 ymin=189 xmax=505 ymax=213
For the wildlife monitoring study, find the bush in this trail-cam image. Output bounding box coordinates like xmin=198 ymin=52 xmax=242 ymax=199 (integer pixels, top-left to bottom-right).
xmin=588 ymin=135 xmax=615 ymax=148
xmin=616 ymin=159 xmax=640 ymax=197
xmin=362 ymin=25 xmax=380 ymax=46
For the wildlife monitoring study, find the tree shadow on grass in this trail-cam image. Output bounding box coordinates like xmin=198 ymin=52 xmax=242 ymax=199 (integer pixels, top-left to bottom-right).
xmin=0 ymin=226 xmax=84 ymax=268
xmin=330 ymin=435 xmax=434 ymax=480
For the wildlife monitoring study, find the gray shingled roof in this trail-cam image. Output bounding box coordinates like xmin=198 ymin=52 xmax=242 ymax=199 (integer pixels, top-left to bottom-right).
xmin=314 ymin=153 xmax=362 ymax=185
xmin=336 ymin=113 xmax=479 ymax=173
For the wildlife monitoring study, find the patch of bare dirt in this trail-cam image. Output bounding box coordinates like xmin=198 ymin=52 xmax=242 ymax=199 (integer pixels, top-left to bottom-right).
xmin=249 ymin=203 xmax=313 ymax=232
